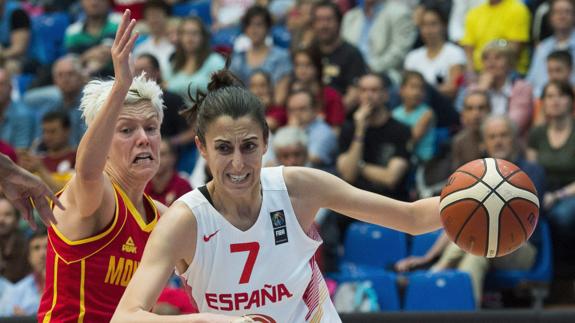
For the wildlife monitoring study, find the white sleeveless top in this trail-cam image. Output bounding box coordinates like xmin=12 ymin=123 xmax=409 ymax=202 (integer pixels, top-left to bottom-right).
xmin=177 ymin=166 xmax=341 ymax=322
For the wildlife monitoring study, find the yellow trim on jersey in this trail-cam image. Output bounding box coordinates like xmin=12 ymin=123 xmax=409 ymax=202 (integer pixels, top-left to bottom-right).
xmin=51 ymin=210 xmax=128 ymax=265
xmin=78 ymin=259 xmax=86 ymax=323
xmin=48 ymin=186 xmax=67 ymax=210
xmin=42 ymin=255 xmax=59 ymax=323
xmin=114 ymin=183 xmax=158 ymax=232
xmin=50 ymin=186 xmax=120 ymax=246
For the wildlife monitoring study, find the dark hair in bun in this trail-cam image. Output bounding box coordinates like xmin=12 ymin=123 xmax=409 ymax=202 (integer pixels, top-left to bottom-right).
xmin=181 ymin=66 xmax=269 ymax=145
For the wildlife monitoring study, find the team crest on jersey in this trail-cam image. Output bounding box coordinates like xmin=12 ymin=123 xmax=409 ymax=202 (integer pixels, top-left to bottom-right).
xmin=270 ymin=210 xmax=288 ymax=245
xmin=122 ymin=237 xmax=137 ymax=254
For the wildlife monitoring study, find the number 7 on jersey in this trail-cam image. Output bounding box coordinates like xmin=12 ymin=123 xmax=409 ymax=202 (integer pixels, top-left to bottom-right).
xmin=230 ymin=242 xmax=260 ymax=284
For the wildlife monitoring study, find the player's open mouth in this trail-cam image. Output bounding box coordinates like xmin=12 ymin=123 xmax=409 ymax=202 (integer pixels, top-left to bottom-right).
xmin=228 ymin=173 xmax=248 ymax=183
xmin=133 ymin=153 xmax=153 ymax=164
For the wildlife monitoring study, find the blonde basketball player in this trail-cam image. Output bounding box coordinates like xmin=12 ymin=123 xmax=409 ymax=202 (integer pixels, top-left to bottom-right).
xmin=111 ymin=70 xmax=442 ymax=322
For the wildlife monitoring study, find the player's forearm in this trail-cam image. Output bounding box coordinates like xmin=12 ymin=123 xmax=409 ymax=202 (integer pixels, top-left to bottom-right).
xmin=408 ymin=197 xmax=442 ymax=235
xmin=0 ymin=153 xmax=16 ymax=178
xmin=76 ymin=85 xmax=128 ymax=180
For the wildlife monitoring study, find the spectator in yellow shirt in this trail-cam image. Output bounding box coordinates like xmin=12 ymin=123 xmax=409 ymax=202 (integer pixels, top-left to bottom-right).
xmin=461 ymin=0 xmax=531 ymax=75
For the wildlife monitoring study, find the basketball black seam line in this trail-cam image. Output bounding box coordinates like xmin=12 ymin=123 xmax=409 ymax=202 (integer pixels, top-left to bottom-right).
xmin=494 ymin=164 xmax=533 ymax=255
xmin=452 ymin=200 xmax=486 ymax=252
xmin=457 ymin=168 xmax=522 ymax=204
xmin=446 ymin=168 xmax=521 ymax=198
xmin=451 ymin=168 xmax=521 ymax=256
xmin=502 ymin=172 xmax=538 ymax=198
xmin=496 ymin=201 xmax=527 ymax=257
xmin=505 ymin=197 xmax=537 ymax=239
xmin=444 ymin=162 xmax=526 ymax=256
xmin=459 ymin=168 xmax=522 ymax=256
xmin=497 ymin=172 xmax=539 ymax=242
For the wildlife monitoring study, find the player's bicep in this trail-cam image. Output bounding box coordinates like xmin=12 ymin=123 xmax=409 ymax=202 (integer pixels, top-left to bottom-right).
xmin=117 ymin=203 xmax=196 ymax=313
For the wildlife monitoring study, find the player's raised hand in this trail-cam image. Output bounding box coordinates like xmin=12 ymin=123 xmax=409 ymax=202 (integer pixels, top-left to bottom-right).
xmin=111 ymin=9 xmax=138 ymax=91
xmin=0 ymin=155 xmax=64 ymax=230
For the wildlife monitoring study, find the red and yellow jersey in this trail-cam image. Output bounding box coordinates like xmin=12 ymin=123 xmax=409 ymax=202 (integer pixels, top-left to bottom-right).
xmin=38 ymin=183 xmax=159 ymax=323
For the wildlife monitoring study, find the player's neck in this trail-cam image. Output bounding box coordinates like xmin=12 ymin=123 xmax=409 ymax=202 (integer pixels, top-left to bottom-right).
xmin=209 ymin=182 xmax=263 ymax=226
xmin=108 ymin=173 xmax=147 ymax=209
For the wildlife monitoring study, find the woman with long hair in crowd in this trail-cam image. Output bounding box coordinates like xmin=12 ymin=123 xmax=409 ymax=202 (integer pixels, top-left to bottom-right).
xmin=166 ymin=16 xmax=225 ymax=99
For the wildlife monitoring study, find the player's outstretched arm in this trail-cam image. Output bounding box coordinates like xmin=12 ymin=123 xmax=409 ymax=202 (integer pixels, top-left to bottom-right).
xmin=111 ymin=202 xmax=246 ymax=323
xmin=285 ymin=167 xmax=441 ymax=235
xmin=65 ymin=10 xmax=138 ymax=225
xmin=0 ymin=153 xmax=64 ymax=229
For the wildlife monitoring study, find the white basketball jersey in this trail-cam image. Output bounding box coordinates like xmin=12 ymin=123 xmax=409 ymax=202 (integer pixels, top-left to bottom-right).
xmin=177 ymin=166 xmax=341 ymax=323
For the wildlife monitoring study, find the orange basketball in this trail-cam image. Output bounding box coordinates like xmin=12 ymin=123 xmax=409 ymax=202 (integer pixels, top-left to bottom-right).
xmin=440 ymin=158 xmax=539 ymax=258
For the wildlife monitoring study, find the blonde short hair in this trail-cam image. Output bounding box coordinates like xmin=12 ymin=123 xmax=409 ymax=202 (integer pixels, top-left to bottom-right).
xmin=80 ymin=73 xmax=164 ymax=126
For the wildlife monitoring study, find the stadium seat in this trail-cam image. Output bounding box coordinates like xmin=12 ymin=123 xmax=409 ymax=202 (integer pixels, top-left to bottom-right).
xmin=410 ymin=229 xmax=443 ymax=257
xmin=340 ymin=222 xmax=407 ymax=270
xmin=172 ymin=0 xmax=212 ymax=26
xmin=484 ymin=219 xmax=553 ymax=309
xmin=30 ymin=11 xmax=70 ymax=65
xmin=271 ymin=24 xmax=291 ymax=49
xmin=404 ymin=270 xmax=476 ymax=311
xmin=211 ymin=26 xmax=241 ymax=51
xmin=333 ymin=268 xmax=401 ymax=311
xmin=15 ymin=73 xmax=35 ymax=96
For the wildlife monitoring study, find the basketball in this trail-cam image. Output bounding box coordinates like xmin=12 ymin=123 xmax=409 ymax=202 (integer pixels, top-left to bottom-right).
xmin=440 ymin=158 xmax=540 ymax=258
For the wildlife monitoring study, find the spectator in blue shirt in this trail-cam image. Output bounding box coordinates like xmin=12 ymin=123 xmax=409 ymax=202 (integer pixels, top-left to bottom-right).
xmin=230 ymin=5 xmax=292 ymax=105
xmin=23 ymin=55 xmax=87 ymax=147
xmin=527 ymin=0 xmax=575 ymax=97
xmin=0 ymin=230 xmax=47 ymax=317
xmin=0 ymin=68 xmax=34 ymax=149
xmin=286 ymin=89 xmax=338 ymax=172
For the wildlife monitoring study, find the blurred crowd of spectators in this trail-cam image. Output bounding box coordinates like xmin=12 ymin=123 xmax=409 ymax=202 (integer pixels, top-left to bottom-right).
xmin=2 ymin=0 xmax=575 ymax=316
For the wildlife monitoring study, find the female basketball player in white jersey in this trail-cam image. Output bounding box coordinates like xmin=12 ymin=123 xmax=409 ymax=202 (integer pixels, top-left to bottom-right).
xmin=112 ymin=69 xmax=442 ymax=322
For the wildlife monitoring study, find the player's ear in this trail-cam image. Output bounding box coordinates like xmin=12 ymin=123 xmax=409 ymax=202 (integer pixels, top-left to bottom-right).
xmin=195 ymin=136 xmax=207 ymax=158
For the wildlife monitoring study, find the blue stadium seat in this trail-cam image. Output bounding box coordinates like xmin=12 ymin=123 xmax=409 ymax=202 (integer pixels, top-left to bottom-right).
xmin=29 ymin=11 xmax=70 ymax=65
xmin=211 ymin=26 xmax=241 ymax=50
xmin=404 ymin=270 xmax=476 ymax=311
xmin=341 ymin=223 xmax=407 ymax=270
xmin=172 ymin=0 xmax=212 ymax=26
xmin=333 ymin=269 xmax=401 ymax=311
xmin=484 ymin=219 xmax=553 ymax=308
xmin=271 ymin=24 xmax=291 ymax=49
xmin=15 ymin=73 xmax=35 ymax=96
xmin=410 ymin=229 xmax=443 ymax=257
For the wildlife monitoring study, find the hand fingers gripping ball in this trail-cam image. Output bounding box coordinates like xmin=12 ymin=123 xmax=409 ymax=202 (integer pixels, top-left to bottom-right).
xmin=440 ymin=158 xmax=539 ymax=258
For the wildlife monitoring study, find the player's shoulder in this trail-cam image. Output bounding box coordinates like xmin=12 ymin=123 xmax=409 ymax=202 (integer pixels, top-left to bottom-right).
xmin=152 ymin=200 xmax=168 ymax=215
xmin=283 ymin=167 xmax=331 ymax=195
xmin=153 ymin=201 xmax=198 ymax=243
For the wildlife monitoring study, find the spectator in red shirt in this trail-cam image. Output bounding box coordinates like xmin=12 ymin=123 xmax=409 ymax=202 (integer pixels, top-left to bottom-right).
xmin=0 ymin=141 xmax=17 ymax=163
xmin=18 ymin=110 xmax=76 ymax=192
xmin=290 ymin=47 xmax=346 ymax=135
xmin=248 ymin=70 xmax=287 ymax=133
xmin=145 ymin=139 xmax=192 ymax=206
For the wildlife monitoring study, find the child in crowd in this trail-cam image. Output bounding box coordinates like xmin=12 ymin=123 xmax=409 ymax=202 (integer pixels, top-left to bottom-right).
xmin=393 ymin=71 xmax=436 ymax=163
